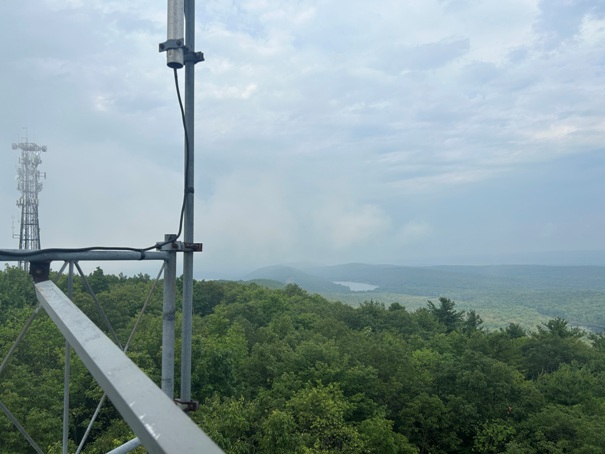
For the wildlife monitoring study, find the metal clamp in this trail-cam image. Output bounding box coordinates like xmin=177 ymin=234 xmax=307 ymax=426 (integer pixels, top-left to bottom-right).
xmin=30 ymin=260 xmax=51 ymax=283
xmin=183 ymin=242 xmax=203 ymax=252
xmin=174 ymin=399 xmax=199 ymax=412
xmin=173 ymin=241 xmax=203 ymax=252
xmin=159 ymin=39 xmax=185 ymax=53
xmin=159 ymin=40 xmax=204 ymax=65
xmin=184 ymin=51 xmax=205 ymax=64
xmin=156 ymin=239 xmax=203 ymax=252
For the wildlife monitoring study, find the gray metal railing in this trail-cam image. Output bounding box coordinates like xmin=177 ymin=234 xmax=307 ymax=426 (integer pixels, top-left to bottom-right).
xmin=34 ymin=279 xmax=222 ymax=454
xmin=0 ymin=252 xmax=223 ymax=453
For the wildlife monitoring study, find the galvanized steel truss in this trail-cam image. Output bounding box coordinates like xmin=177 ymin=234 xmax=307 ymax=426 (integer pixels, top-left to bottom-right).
xmin=0 ymin=252 xmax=223 ymax=453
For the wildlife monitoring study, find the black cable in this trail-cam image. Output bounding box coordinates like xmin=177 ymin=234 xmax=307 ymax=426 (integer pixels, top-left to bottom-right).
xmin=173 ymin=66 xmax=191 ymax=242
xmin=1 ymin=68 xmax=191 ymax=260
xmin=151 ymin=67 xmax=191 ymax=250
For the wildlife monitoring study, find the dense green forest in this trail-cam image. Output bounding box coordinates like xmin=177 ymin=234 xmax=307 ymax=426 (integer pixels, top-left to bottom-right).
xmin=1 ymin=265 xmax=605 ymax=453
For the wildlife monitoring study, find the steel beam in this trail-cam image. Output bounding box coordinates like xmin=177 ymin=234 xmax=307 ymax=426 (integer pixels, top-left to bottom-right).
xmin=34 ymin=280 xmax=223 ymax=454
xmin=0 ymin=249 xmax=169 ymax=262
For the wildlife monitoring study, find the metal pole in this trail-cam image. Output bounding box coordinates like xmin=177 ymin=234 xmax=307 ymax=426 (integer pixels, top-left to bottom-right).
xmin=0 ymin=305 xmax=41 ymax=378
xmin=181 ymin=0 xmax=196 ymax=402
xmin=162 ymin=242 xmax=177 ymax=398
xmin=0 ymin=400 xmax=44 ymax=454
xmin=62 ymin=262 xmax=74 ymax=454
xmin=75 ymin=394 xmax=107 ymax=454
xmin=106 ymin=437 xmax=143 ymax=454
xmin=62 ymin=342 xmax=71 ymax=453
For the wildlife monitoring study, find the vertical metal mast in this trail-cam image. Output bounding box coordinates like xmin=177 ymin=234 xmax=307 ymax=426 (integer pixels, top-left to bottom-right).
xmin=181 ymin=0 xmax=196 ymax=403
xmin=12 ymin=138 xmax=47 ymax=270
xmin=160 ymin=0 xmax=203 ymax=404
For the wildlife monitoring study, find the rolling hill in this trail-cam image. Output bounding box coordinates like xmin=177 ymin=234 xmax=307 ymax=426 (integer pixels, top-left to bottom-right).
xmin=243 ymin=263 xmax=605 ymax=331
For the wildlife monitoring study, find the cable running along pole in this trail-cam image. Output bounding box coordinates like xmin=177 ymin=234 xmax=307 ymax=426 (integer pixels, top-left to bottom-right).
xmin=159 ymin=0 xmax=204 ymax=405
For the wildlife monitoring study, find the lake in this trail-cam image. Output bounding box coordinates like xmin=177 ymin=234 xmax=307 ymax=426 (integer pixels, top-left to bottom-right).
xmin=334 ymin=281 xmax=379 ymax=292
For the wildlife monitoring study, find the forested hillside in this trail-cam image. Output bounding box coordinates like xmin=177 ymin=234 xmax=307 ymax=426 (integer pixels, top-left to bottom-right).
xmin=1 ymin=265 xmax=605 ymax=453
xmin=247 ymin=264 xmax=605 ymax=331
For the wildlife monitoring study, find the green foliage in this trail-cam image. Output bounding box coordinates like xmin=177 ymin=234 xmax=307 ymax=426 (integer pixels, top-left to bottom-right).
xmin=513 ymin=404 xmax=605 ymax=452
xmin=521 ymin=318 xmax=594 ymax=379
xmin=358 ymin=416 xmax=418 ymax=454
xmin=285 ymin=382 xmax=365 ymax=453
xmin=427 ymin=297 xmax=463 ymax=333
xmin=473 ymin=419 xmax=516 ymax=453
xmin=259 ymin=409 xmax=302 ymax=453
xmin=1 ymin=266 xmax=605 ymax=453
xmin=194 ymin=395 xmax=255 ymax=454
xmin=0 ymin=265 xmax=37 ymax=322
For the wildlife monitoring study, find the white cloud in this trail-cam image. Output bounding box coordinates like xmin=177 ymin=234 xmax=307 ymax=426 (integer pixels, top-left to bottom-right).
xmin=311 ymin=199 xmax=391 ymax=251
xmin=578 ymin=15 xmax=605 ymax=45
xmin=529 ymin=123 xmax=579 ymax=141
xmin=396 ymin=221 xmax=433 ymax=246
xmin=198 ymin=169 xmax=299 ymax=267
xmin=2 ymin=0 xmax=605 ymax=273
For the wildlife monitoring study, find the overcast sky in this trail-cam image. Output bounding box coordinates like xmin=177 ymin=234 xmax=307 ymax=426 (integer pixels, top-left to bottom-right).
xmin=1 ymin=0 xmax=605 ymax=278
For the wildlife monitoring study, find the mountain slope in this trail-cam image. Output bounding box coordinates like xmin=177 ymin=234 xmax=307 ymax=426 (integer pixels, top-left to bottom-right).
xmin=244 ymin=265 xmax=350 ymax=293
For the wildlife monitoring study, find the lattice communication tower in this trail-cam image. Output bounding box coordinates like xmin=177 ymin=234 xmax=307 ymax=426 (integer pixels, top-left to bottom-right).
xmin=12 ymin=139 xmax=47 ymax=268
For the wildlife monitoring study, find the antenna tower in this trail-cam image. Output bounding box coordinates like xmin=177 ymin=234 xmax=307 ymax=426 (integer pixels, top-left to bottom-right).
xmin=12 ymin=138 xmax=47 ymax=269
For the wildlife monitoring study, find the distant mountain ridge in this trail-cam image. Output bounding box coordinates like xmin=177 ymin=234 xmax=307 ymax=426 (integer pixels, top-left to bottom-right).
xmin=244 ymin=265 xmax=350 ymax=293
xmin=244 ymin=263 xmax=605 ymax=330
xmin=245 ymin=263 xmax=605 ymax=295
